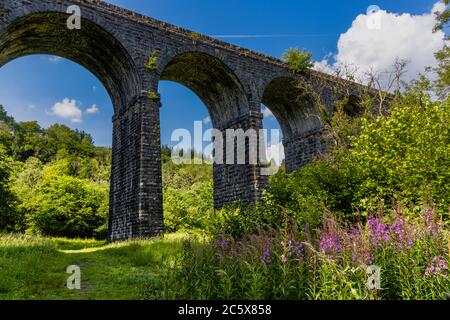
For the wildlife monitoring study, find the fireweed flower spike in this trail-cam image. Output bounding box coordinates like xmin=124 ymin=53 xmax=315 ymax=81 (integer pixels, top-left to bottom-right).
xmin=367 ymin=216 xmax=390 ymax=248
xmin=260 ymin=236 xmax=274 ymax=266
xmin=260 ymin=246 xmax=272 ymax=265
xmin=425 ymin=256 xmax=449 ymax=279
xmin=319 ymin=231 xmax=342 ymax=258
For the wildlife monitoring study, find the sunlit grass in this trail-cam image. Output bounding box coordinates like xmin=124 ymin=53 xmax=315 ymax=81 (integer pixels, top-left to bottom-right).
xmin=0 ymin=232 xmax=190 ymax=300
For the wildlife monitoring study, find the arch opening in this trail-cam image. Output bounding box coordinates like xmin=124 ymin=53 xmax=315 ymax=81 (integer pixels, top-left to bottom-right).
xmin=0 ymin=12 xmax=140 ymax=113
xmin=158 ymin=51 xmax=258 ymax=212
xmin=0 ymin=11 xmax=141 ymax=239
xmin=262 ymin=77 xmax=323 ymax=173
xmin=262 ymin=77 xmax=322 ymax=142
xmin=342 ymin=95 xmax=364 ymax=117
xmin=261 ymin=103 xmax=286 ymax=170
xmin=160 ymin=51 xmax=249 ymax=129
xmin=158 ymin=80 xmax=214 ymax=233
xmin=0 ymin=53 xmax=114 ymax=239
xmin=0 ymin=55 xmax=113 ymax=145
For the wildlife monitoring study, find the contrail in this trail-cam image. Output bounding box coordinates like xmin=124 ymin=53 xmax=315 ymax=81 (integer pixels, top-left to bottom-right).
xmin=210 ymin=34 xmax=338 ymax=39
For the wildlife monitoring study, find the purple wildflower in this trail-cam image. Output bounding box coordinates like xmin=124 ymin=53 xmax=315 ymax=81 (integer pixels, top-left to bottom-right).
xmin=353 ymin=250 xmax=375 ymax=265
xmin=420 ymin=209 xmax=439 ymax=239
xmin=291 ymin=241 xmax=304 ymax=258
xmin=425 ymin=256 xmax=449 ymax=279
xmin=213 ymin=235 xmax=229 ymax=251
xmin=260 ymin=246 xmax=272 ymax=265
xmin=367 ymin=216 xmax=390 ymax=249
xmin=390 ymin=215 xmax=420 ymax=252
xmin=219 ymin=237 xmax=227 ymax=250
xmin=260 ymin=237 xmax=274 ymax=266
xmin=319 ymin=231 xmax=342 ymax=258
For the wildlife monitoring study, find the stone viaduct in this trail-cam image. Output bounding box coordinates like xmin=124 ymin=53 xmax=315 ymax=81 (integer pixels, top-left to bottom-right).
xmin=0 ymin=0 xmax=367 ymax=241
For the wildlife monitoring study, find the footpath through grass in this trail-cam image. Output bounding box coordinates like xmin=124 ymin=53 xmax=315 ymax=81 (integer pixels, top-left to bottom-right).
xmin=0 ymin=233 xmax=188 ymax=300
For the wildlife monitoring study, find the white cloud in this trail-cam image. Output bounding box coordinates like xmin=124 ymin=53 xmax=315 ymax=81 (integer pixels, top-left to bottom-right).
xmin=203 ymin=116 xmax=211 ymax=125
xmin=266 ymin=142 xmax=285 ymax=166
xmin=50 ymin=98 xmax=83 ymax=123
xmin=432 ymin=1 xmax=447 ymax=14
xmin=314 ymin=2 xmax=448 ymax=84
xmin=28 ymin=104 xmax=36 ymax=109
xmin=261 ymin=106 xmax=274 ymax=119
xmin=48 ymin=56 xmax=63 ymax=63
xmin=86 ymin=104 xmax=99 ymax=114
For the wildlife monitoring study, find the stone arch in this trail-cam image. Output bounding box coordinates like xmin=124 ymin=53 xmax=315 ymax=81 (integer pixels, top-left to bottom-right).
xmin=261 ymin=76 xmax=323 ymax=172
xmin=158 ymin=50 xmax=250 ymax=129
xmin=0 ymin=12 xmax=141 ymax=113
xmin=158 ymin=50 xmax=265 ymax=209
xmin=262 ymin=76 xmax=321 ymax=141
xmin=341 ymin=94 xmax=364 ymax=117
xmin=0 ymin=10 xmax=150 ymax=241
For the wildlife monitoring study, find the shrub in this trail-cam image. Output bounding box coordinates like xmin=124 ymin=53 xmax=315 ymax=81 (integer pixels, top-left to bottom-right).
xmin=268 ymin=158 xmax=363 ymax=227
xmin=164 ymin=180 xmax=214 ymax=233
xmin=349 ymin=94 xmax=450 ymax=217
xmin=144 ymin=51 xmax=159 ymax=72
xmin=265 ymin=91 xmax=450 ymax=226
xmin=282 ymin=48 xmax=314 ymax=74
xmin=24 ymin=174 xmax=108 ymax=238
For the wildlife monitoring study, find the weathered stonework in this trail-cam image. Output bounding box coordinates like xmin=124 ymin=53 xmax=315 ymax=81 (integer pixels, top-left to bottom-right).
xmin=0 ymin=0 xmax=364 ymax=241
xmin=283 ymin=129 xmax=324 ymax=173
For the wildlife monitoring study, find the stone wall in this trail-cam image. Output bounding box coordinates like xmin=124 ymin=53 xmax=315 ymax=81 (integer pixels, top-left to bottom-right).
xmin=284 ymin=129 xmax=324 ymax=173
xmin=214 ymin=111 xmax=269 ymax=209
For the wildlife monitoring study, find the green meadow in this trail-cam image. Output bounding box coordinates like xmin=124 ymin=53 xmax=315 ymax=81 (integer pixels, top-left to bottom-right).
xmin=0 ymin=233 xmax=188 ymax=300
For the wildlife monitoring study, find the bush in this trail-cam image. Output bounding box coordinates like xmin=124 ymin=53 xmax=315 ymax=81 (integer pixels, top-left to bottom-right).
xmin=349 ymin=94 xmax=450 ymax=217
xmin=164 ymin=180 xmax=214 ymax=233
xmin=282 ymin=48 xmax=314 ymax=74
xmin=265 ymin=90 xmax=450 ymax=226
xmin=206 ymin=201 xmax=281 ymax=239
xmin=269 ymin=159 xmax=363 ymax=227
xmin=24 ymin=174 xmax=108 ymax=238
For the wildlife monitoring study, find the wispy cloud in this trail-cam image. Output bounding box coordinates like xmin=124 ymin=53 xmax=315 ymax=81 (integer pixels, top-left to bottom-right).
xmin=86 ymin=104 xmax=99 ymax=114
xmin=211 ymin=34 xmax=337 ymax=39
xmin=48 ymin=56 xmax=63 ymax=63
xmin=203 ymin=116 xmax=211 ymax=125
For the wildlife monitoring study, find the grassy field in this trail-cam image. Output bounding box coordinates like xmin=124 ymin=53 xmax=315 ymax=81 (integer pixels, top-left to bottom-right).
xmin=0 ymin=233 xmax=188 ymax=300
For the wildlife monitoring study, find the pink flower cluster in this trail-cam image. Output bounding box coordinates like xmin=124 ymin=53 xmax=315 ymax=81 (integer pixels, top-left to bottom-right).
xmin=425 ymin=256 xmax=449 ymax=279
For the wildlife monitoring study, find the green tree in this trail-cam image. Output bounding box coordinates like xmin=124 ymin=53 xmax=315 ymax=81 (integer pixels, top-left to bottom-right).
xmin=13 ymin=121 xmax=47 ymax=161
xmin=0 ymin=105 xmax=17 ymax=155
xmin=45 ymin=124 xmax=95 ymax=161
xmin=433 ymin=0 xmax=449 ymax=98
xmin=164 ymin=180 xmax=214 ymax=232
xmin=434 ymin=0 xmax=449 ymax=32
xmin=0 ymin=146 xmax=20 ymax=231
xmin=349 ymin=91 xmax=450 ymax=215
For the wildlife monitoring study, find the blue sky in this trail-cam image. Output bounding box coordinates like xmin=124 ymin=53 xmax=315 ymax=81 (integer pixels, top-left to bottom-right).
xmin=0 ymin=0 xmax=445 ymax=149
